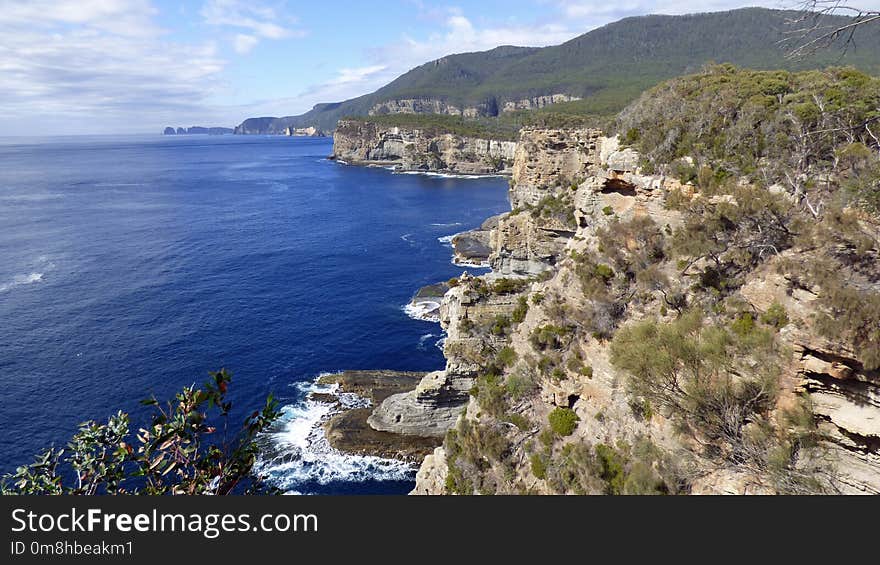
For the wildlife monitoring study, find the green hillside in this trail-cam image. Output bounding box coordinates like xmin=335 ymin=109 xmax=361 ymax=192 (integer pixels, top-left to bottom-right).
xmin=238 ymin=8 xmax=880 ymax=135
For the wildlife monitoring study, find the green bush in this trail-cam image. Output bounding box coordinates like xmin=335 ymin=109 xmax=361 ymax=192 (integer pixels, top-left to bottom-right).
xmin=491 ymin=315 xmax=512 ymax=336
xmin=760 ymin=302 xmax=789 ymax=329
xmin=530 ymin=453 xmax=547 ymax=479
xmin=610 ymin=310 xmax=781 ymax=461
xmin=730 ymin=312 xmax=756 ymax=337
xmin=496 ymin=346 xmax=517 ymax=367
xmin=594 ymin=264 xmax=615 ymax=281
xmin=511 ymin=295 xmax=529 ymax=324
xmin=595 ymin=444 xmax=626 ymax=495
xmin=507 ymin=413 xmax=532 ymax=431
xmin=548 ymin=407 xmax=579 ymax=437
xmin=1 ymin=370 xmax=279 ymax=495
xmin=493 ymin=278 xmax=529 ymax=295
xmin=529 ymin=325 xmax=570 ymax=351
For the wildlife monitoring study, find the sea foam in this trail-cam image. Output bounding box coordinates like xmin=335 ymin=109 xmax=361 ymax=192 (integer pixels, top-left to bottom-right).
xmin=404 ymin=300 xmax=441 ymax=322
xmin=0 ymin=272 xmax=44 ymax=293
xmin=255 ymin=378 xmax=415 ymax=492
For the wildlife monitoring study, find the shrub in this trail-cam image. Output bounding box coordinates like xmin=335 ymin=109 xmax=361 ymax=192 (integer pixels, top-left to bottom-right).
xmin=529 ymin=325 xmax=570 ymax=351
xmin=530 ymin=453 xmax=547 ymax=479
xmin=594 ymin=264 xmax=615 ymax=281
xmin=2 ymin=370 xmax=279 ymax=495
xmin=760 ymin=302 xmax=789 ymax=329
xmin=511 ymin=295 xmax=529 ymax=324
xmin=496 ymin=346 xmax=517 ymax=367
xmin=506 ymin=367 xmax=538 ymax=399
xmin=548 ymin=407 xmax=579 ymax=437
xmin=595 ymin=444 xmax=626 ymax=495
xmin=610 ymin=310 xmax=781 ymax=462
xmin=473 ymin=373 xmax=507 ymax=417
xmin=493 ymin=278 xmax=529 ymax=295
xmin=602 ymin=205 xmax=614 ymax=216
xmin=531 ymin=195 xmax=577 ymax=228
xmin=806 ymin=261 xmax=880 ymax=371
xmin=507 ymin=413 xmax=532 ymax=431
xmin=730 ymin=312 xmax=756 ymax=337
xmin=491 ymin=315 xmax=512 ymax=336
xmin=546 ymin=442 xmax=602 ymax=494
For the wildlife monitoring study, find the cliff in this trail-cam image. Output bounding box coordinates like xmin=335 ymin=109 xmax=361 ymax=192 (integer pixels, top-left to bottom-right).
xmin=332 ymin=119 xmax=517 ymax=175
xmin=367 ymin=94 xmax=580 ymax=119
xmin=322 ymin=66 xmax=880 ymax=496
xmin=404 ymin=124 xmax=880 ymax=495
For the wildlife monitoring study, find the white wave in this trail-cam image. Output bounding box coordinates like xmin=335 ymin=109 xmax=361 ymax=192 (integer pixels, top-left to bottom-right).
xmin=430 ymin=222 xmax=463 ymax=227
xmin=417 ymin=333 xmax=436 ymax=350
xmin=400 ymin=233 xmax=416 ymax=244
xmin=393 ymin=170 xmax=505 ymax=179
xmin=437 ymin=234 xmax=458 ymax=246
xmin=435 ymin=337 xmax=447 ymax=350
xmin=255 ymin=378 xmax=415 ymax=492
xmin=453 ymin=258 xmax=490 ymax=268
xmin=0 ymin=272 xmax=44 ymax=293
xmin=404 ymin=300 xmax=441 ymax=322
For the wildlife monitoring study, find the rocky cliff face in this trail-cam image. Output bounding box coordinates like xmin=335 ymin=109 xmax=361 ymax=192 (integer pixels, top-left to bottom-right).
xmin=370 ymin=273 xmax=521 ymax=437
xmin=332 ymin=119 xmax=517 ymax=175
xmin=369 ymin=99 xmax=476 ymax=118
xmin=501 ymin=94 xmax=580 ymax=113
xmin=369 ymin=94 xmax=579 ymax=119
xmin=408 ymin=126 xmax=880 ymax=495
xmin=284 ymin=126 xmax=325 ymax=137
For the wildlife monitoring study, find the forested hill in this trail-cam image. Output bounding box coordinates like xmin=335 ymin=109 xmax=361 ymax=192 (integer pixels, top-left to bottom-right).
xmin=236 ymin=8 xmax=880 ymax=135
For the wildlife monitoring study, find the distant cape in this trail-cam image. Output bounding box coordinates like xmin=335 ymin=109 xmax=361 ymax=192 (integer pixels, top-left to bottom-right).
xmin=163 ymin=126 xmax=234 ymax=135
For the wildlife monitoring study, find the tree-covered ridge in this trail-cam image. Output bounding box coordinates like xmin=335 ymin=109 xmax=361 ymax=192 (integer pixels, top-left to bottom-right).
xmin=241 ymin=8 xmax=880 ymax=134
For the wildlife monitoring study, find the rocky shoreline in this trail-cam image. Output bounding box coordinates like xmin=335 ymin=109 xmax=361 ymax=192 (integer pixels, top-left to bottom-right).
xmin=316 ymin=371 xmax=442 ymax=461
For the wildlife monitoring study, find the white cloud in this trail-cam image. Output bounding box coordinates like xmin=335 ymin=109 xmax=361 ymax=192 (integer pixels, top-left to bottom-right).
xmin=201 ymin=0 xmax=307 ymax=53
xmin=328 ymin=65 xmax=389 ymax=86
xmin=233 ymin=33 xmax=259 ymax=54
xmin=0 ymin=0 xmax=228 ymax=134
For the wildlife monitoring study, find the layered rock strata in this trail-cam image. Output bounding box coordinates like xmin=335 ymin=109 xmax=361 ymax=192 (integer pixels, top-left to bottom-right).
xmin=333 ymin=119 xmax=516 ymax=175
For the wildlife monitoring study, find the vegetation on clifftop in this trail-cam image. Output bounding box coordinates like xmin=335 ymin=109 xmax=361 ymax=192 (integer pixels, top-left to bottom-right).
xmin=617 ymin=65 xmax=880 ymax=217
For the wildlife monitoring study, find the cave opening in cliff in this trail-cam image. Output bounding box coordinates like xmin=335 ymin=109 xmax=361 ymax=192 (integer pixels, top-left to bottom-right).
xmin=601 ymin=178 xmax=637 ymax=196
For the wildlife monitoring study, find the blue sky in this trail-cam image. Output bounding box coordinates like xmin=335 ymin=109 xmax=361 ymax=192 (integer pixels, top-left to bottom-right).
xmin=0 ymin=0 xmax=869 ymax=134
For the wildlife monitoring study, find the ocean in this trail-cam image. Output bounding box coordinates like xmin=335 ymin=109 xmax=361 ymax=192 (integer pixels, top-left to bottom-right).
xmin=0 ymin=135 xmax=509 ymax=494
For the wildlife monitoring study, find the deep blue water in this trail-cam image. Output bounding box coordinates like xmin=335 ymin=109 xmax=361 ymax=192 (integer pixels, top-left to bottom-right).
xmin=0 ymin=135 xmax=509 ymax=494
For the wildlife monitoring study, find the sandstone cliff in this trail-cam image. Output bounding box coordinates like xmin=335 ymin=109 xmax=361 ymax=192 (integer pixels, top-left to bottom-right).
xmin=332 ymin=119 xmax=517 ymax=175
xmin=406 ymin=126 xmax=880 ymax=495
xmin=368 ymin=94 xmax=580 ymax=119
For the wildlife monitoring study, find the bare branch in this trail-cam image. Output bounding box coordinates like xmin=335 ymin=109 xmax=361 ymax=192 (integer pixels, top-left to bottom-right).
xmin=782 ymin=1 xmax=880 ymax=58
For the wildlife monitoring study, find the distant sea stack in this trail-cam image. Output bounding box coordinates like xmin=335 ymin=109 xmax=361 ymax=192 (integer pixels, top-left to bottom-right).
xmin=163 ymin=126 xmax=234 ymax=135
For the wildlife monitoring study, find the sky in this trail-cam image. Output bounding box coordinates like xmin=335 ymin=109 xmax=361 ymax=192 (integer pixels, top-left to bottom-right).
xmin=0 ymin=0 xmax=873 ymax=135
